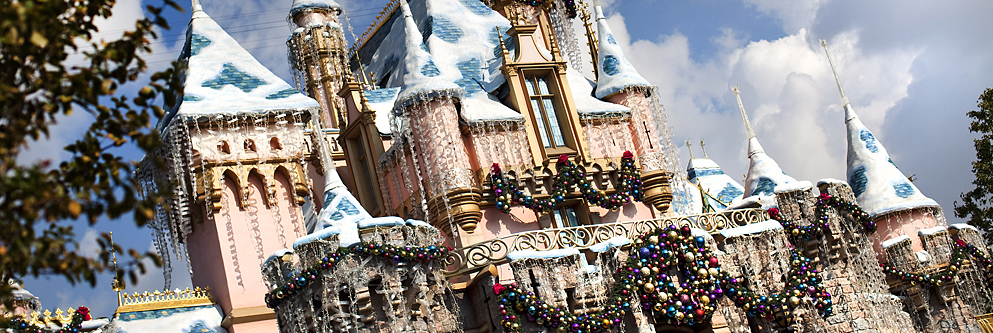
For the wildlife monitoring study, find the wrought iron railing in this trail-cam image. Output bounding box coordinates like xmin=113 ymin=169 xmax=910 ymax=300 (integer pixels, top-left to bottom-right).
xmin=442 ymin=208 xmax=768 ymax=276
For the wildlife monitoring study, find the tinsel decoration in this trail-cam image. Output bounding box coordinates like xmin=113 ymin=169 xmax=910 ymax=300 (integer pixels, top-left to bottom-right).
xmin=880 ymin=239 xmax=992 ymax=287
xmin=0 ymin=307 xmax=88 ymax=333
xmin=721 ymin=249 xmax=833 ymax=328
xmin=265 ymin=243 xmax=451 ymax=308
xmin=491 ymin=152 xmax=643 ymax=214
xmin=768 ymin=193 xmax=877 ymax=241
xmin=494 ymin=225 xmax=724 ymax=332
xmin=513 ymin=0 xmax=577 ymax=18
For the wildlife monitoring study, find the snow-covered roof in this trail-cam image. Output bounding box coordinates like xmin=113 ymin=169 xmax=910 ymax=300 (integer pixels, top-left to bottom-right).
xmin=817 ymin=178 xmax=848 ymax=187
xmin=114 ymin=305 xmax=226 ymax=333
xmin=592 ymin=6 xmax=651 ymax=99
xmin=949 ymin=223 xmax=978 ymax=232
xmin=774 ymin=180 xmax=813 ymax=194
xmin=686 ymin=158 xmax=745 ymax=210
xmin=364 ymin=87 xmax=401 ymax=134
xmin=390 ymin=0 xmax=464 ymax=115
xmin=289 ymin=0 xmax=341 ymax=18
xmin=158 ymin=9 xmax=318 ymax=132
xmin=918 ymin=226 xmax=947 ymax=236
xmin=736 ymin=92 xmax=798 ymax=207
xmin=566 ymin=68 xmax=631 ymax=117
xmin=881 ymin=235 xmax=911 ymax=249
xmin=844 ymin=104 xmax=938 ymax=217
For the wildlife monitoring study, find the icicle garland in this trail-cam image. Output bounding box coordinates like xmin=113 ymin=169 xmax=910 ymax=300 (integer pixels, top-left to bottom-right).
xmin=513 ymin=0 xmax=577 ymax=18
xmin=490 ymin=151 xmax=643 ymax=214
xmin=881 ymin=239 xmax=993 ymax=287
xmin=264 ymin=242 xmax=452 ymax=308
xmin=768 ymin=193 xmax=877 ymax=241
xmin=0 ymin=307 xmax=89 ymax=332
xmin=495 ymin=225 xmax=725 ymax=332
xmin=721 ymin=248 xmax=833 ymax=327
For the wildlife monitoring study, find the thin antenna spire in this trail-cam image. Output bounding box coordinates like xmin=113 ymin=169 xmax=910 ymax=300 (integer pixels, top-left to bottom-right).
xmin=192 ymin=0 xmax=202 ymax=12
xmin=110 ymin=232 xmax=126 ymax=306
xmin=700 ymin=139 xmax=709 ymax=158
xmin=820 ymin=39 xmax=850 ymax=107
xmin=731 ymin=85 xmax=756 ymax=139
xmin=685 ymin=139 xmax=694 ymax=159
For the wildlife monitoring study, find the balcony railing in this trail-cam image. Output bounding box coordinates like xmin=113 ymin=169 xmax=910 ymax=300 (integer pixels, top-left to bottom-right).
xmin=442 ymin=208 xmax=769 ymax=276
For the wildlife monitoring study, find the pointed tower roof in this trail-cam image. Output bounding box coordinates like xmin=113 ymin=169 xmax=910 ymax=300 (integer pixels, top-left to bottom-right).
xmin=289 ymin=0 xmax=341 ymax=18
xmin=592 ymin=6 xmax=651 ymax=99
xmin=158 ymin=7 xmax=318 ymax=131
xmin=821 ymin=40 xmax=938 ymax=217
xmin=391 ymin=0 xmax=463 ymax=115
xmin=687 ymin=157 xmax=745 ymax=210
xmin=733 ymin=86 xmax=798 ymax=202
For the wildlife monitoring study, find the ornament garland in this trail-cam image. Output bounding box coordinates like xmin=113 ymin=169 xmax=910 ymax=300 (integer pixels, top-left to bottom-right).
xmin=494 ymin=225 xmax=725 ymax=332
xmin=512 ymin=0 xmax=578 ymax=18
xmin=768 ymin=193 xmax=877 ymax=241
xmin=1 ymin=307 xmax=89 ymax=333
xmin=721 ymin=249 xmax=833 ymax=327
xmin=491 ymin=152 xmax=643 ymax=215
xmin=264 ymin=243 xmax=451 ymax=308
xmin=880 ymin=239 xmax=992 ymax=287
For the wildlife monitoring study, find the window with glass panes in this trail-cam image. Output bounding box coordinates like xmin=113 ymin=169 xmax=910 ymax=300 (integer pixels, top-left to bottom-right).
xmin=524 ymin=76 xmax=567 ymax=149
xmin=551 ymin=206 xmax=581 ymax=228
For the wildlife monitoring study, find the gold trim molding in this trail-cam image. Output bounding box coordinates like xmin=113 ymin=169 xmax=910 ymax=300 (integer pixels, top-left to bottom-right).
xmin=116 ymin=287 xmax=215 ymax=314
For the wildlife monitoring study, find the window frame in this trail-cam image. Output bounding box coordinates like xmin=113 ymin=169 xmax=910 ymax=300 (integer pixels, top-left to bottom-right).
xmin=521 ymin=70 xmax=577 ymax=158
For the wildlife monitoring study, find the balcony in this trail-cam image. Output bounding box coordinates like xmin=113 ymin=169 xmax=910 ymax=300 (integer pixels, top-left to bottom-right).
xmin=442 ymin=208 xmax=769 ymax=276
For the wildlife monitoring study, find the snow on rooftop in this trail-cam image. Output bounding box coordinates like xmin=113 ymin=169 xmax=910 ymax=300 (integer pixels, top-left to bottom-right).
xmin=774 ymin=180 xmax=813 ymax=194
xmin=949 ymin=223 xmax=979 ymax=232
xmin=918 ymin=226 xmax=947 ymax=236
xmin=390 ymin=0 xmax=464 ymax=115
xmin=158 ymin=10 xmax=318 ymax=132
xmin=289 ymin=0 xmax=341 ymax=18
xmin=719 ymin=220 xmax=783 ymax=238
xmin=686 ymin=157 xmax=745 ymax=210
xmin=114 ymin=305 xmax=226 ymax=333
xmin=844 ymin=104 xmax=938 ymax=217
xmin=293 ymin=224 xmax=340 ymax=249
xmin=592 ymin=6 xmax=651 ymax=99
xmin=566 ymin=68 xmax=630 ymax=117
xmin=507 ymin=248 xmax=580 ymax=261
xmin=881 ymin=235 xmax=911 ymax=249
xmin=364 ymin=87 xmax=401 ymax=134
xmin=817 ymin=178 xmax=848 ymax=187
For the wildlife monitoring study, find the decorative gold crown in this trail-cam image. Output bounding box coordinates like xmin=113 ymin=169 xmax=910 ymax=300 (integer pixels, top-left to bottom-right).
xmin=116 ymin=287 xmax=214 ymax=313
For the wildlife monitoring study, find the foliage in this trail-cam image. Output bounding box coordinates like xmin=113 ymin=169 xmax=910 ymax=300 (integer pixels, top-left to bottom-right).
xmin=955 ymin=88 xmax=993 ymax=248
xmin=0 ymin=0 xmax=181 ymax=307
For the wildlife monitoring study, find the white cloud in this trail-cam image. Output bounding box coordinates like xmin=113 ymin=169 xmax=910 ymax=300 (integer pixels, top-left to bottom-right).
xmin=742 ymin=0 xmax=828 ymax=33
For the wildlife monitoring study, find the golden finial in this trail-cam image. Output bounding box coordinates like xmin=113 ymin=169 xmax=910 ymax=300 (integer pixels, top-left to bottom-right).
xmin=700 ymin=139 xmax=709 ymax=158
xmin=497 ymin=27 xmax=512 ymax=65
xmin=110 ymin=231 xmax=126 ymax=307
xmin=579 ymin=1 xmax=598 ymax=79
xmin=685 ymin=139 xmax=694 ymax=159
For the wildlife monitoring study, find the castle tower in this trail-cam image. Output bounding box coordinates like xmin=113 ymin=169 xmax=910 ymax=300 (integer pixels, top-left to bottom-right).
xmin=685 ymin=142 xmax=745 ymax=212
xmin=593 ymin=5 xmax=675 ymax=213
xmin=732 ymin=86 xmax=800 ymax=208
xmin=286 ymin=0 xmax=350 ymax=129
xmin=820 ymin=40 xmax=942 ymax=255
xmin=140 ymin=3 xmax=319 ymax=331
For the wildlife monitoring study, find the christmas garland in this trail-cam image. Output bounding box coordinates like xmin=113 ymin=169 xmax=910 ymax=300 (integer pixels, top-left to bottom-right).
xmin=720 ymin=249 xmax=832 ymax=327
xmin=264 ymin=243 xmax=451 ymax=308
xmin=768 ymin=193 xmax=877 ymax=242
xmin=513 ymin=0 xmax=578 ymax=18
xmin=491 ymin=152 xmax=643 ymax=215
xmin=494 ymin=225 xmax=725 ymax=332
xmin=880 ymin=239 xmax=993 ymax=287
xmin=1 ymin=307 xmax=89 ymax=333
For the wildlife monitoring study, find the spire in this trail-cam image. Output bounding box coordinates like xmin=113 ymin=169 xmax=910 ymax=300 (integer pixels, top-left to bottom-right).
xmin=700 ymin=139 xmax=709 ymax=158
xmin=823 ymin=43 xmax=939 ymax=217
xmin=732 ymin=86 xmax=798 ymax=202
xmin=391 ymin=0 xmax=462 ymax=115
xmin=592 ymin=5 xmax=651 ymax=99
xmin=686 ymin=139 xmax=695 ymax=159
xmin=191 ymin=0 xmax=201 ymax=12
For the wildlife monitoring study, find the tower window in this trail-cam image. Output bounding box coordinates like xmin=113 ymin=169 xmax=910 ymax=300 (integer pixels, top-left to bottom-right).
xmin=525 ymin=75 xmax=566 ymax=149
xmin=218 ymin=141 xmax=230 ymax=154
xmin=244 ymin=139 xmax=257 ymax=152
xmin=270 ymin=137 xmax=283 ymax=150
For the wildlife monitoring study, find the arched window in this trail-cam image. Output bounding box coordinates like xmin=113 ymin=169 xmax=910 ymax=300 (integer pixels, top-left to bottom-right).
xmin=244 ymin=139 xmax=257 ymax=152
xmin=270 ymin=137 xmax=283 ymax=150
xmin=218 ymin=141 xmax=231 ymax=154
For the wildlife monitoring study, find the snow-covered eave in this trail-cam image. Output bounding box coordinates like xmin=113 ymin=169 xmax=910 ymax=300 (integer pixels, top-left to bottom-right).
xmin=161 ymin=105 xmax=318 ymax=134
xmin=865 ymin=198 xmax=940 ymax=219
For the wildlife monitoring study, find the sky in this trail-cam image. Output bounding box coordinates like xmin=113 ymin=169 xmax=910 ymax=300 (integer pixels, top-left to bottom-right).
xmin=18 ymin=0 xmax=993 ymax=320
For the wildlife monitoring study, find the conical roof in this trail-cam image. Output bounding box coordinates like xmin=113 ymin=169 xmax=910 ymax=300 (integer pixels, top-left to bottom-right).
xmin=687 ymin=157 xmax=745 ymax=210
xmin=391 ymin=0 xmax=462 ymax=115
xmin=159 ymin=8 xmax=318 ymax=131
xmin=592 ymin=6 xmax=651 ymax=99
xmin=844 ymin=104 xmax=938 ymax=217
xmin=734 ymin=88 xmax=798 ymax=204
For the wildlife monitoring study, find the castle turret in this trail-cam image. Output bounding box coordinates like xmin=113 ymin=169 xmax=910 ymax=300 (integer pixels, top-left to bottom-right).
xmin=732 ymin=86 xmax=799 ymax=207
xmin=140 ymin=3 xmax=319 ymax=331
xmin=685 ymin=140 xmax=745 ymax=211
xmin=287 ymin=0 xmax=349 ymax=129
xmin=593 ymin=5 xmax=675 ymax=213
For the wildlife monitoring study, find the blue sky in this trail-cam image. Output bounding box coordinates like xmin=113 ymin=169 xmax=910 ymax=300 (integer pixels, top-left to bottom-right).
xmin=20 ymin=0 xmax=993 ymax=319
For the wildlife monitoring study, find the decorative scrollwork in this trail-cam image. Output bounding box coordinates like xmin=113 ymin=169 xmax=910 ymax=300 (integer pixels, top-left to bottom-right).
xmin=442 ymin=208 xmax=769 ymax=276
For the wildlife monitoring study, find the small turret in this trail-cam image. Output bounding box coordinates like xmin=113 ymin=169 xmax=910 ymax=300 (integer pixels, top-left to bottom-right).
xmin=733 ymin=86 xmax=798 ymax=205
xmin=592 ymin=5 xmax=651 ymax=99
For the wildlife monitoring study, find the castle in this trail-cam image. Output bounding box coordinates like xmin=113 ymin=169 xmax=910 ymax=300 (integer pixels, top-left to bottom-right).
xmin=8 ymin=0 xmax=991 ymax=332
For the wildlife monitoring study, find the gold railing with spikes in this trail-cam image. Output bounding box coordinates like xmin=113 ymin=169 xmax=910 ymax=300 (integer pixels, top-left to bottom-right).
xmin=115 ymin=287 xmax=214 ymax=313
xmin=348 ymin=0 xmax=401 ymax=59
xmin=3 ymin=308 xmax=79 ymax=327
